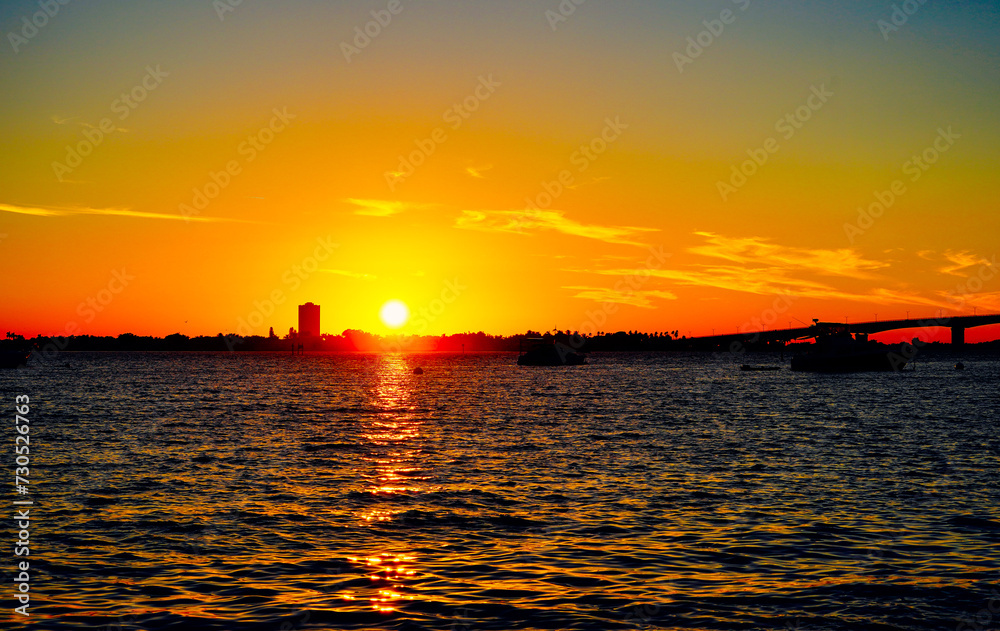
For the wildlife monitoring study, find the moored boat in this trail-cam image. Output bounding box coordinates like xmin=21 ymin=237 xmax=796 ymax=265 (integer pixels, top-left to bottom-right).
xmin=0 ymin=349 xmax=31 ymax=369
xmin=516 ymin=338 xmax=587 ymax=366
xmin=789 ymin=322 xmax=913 ymax=373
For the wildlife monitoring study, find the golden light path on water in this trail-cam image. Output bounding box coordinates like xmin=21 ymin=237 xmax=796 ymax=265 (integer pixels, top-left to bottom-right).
xmin=5 ymin=352 xmax=999 ymax=630
xmin=345 ymin=354 xmax=424 ymax=613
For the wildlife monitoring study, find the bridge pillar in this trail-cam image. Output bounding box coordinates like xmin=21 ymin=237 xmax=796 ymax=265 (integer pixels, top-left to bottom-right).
xmin=952 ymin=326 xmax=965 ymax=347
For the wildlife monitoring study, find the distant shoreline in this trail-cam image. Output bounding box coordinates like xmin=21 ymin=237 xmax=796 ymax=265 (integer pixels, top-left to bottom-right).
xmin=5 ymin=331 xmax=998 ymax=358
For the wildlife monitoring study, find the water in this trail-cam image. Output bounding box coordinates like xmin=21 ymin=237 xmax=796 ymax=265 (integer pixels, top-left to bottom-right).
xmin=2 ymin=351 xmax=999 ymax=630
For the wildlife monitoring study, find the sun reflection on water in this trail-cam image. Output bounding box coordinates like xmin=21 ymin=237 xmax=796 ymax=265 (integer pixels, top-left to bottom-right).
xmin=343 ymin=355 xmax=426 ymax=612
xmin=360 ymin=354 xmax=429 ymax=496
xmin=342 ymin=553 xmax=418 ymax=612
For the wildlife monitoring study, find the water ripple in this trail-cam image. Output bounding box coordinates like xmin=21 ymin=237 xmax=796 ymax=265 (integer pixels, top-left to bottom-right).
xmin=1 ymin=351 xmax=998 ymax=629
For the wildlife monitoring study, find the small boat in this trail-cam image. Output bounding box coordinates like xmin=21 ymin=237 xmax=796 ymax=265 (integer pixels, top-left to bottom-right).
xmin=0 ymin=349 xmax=31 ymax=369
xmin=789 ymin=322 xmax=913 ymax=373
xmin=517 ymin=338 xmax=587 ymax=366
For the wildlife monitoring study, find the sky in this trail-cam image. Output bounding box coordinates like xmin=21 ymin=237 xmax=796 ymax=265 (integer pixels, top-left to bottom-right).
xmin=2 ymin=0 xmax=999 ymax=342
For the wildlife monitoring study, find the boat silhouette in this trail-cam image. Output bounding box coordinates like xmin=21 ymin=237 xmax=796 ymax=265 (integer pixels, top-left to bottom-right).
xmin=516 ymin=338 xmax=587 ymax=366
xmin=789 ymin=321 xmax=913 ymax=372
xmin=0 ymin=349 xmax=31 ymax=369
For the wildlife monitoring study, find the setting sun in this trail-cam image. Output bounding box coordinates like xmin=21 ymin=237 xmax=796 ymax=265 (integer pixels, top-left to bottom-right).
xmin=2 ymin=4 xmax=999 ymax=630
xmin=379 ymin=300 xmax=410 ymax=329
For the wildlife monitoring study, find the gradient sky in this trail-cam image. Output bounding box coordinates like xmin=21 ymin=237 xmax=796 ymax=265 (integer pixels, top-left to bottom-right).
xmin=2 ymin=0 xmax=999 ymax=341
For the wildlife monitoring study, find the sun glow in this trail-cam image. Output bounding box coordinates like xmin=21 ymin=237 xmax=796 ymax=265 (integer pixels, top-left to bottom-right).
xmin=379 ymin=300 xmax=410 ymax=329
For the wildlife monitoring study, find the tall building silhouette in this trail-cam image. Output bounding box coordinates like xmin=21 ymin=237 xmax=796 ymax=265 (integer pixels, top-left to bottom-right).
xmin=298 ymin=302 xmax=320 ymax=338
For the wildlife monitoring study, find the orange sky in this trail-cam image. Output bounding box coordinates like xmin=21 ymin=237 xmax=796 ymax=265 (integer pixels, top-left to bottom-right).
xmin=2 ymin=1 xmax=999 ymax=341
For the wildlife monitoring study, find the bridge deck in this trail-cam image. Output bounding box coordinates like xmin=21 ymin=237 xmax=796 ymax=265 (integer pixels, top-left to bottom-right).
xmin=687 ymin=314 xmax=1000 ymax=346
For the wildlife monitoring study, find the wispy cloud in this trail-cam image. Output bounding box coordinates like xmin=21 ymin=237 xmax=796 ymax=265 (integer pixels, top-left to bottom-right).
xmin=871 ymin=288 xmax=956 ymax=309
xmin=455 ymin=209 xmax=657 ymax=246
xmin=575 ymin=266 xmax=958 ymax=309
xmin=567 ymin=175 xmax=611 ymax=191
xmin=595 ymin=266 xmax=833 ymax=298
xmin=51 ymin=114 xmax=127 ymax=133
xmin=0 ymin=202 xmax=241 ymax=223
xmin=564 ymin=285 xmax=676 ymax=308
xmin=346 ymin=198 xmax=407 ymax=217
xmin=321 ymin=269 xmax=377 ymax=280
xmin=939 ymin=249 xmax=988 ymax=276
xmin=465 ymin=164 xmax=493 ymax=179
xmin=0 ymin=203 xmax=66 ymax=217
xmin=952 ymin=290 xmax=1000 ymax=311
xmin=345 ymin=198 xmax=435 ymax=217
xmin=690 ymin=231 xmax=887 ymax=279
xmin=564 ymin=232 xmax=970 ymax=310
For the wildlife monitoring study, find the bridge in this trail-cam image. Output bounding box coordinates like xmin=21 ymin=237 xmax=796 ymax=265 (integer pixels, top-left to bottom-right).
xmin=683 ymin=314 xmax=1000 ymax=349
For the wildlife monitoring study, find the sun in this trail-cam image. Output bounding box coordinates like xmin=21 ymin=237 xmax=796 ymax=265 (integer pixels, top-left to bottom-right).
xmin=379 ymin=300 xmax=410 ymax=329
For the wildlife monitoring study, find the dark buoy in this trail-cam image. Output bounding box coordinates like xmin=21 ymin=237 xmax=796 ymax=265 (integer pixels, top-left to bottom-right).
xmin=955 ymin=362 xmax=965 ymax=370
xmin=413 ymin=366 xmax=424 ymax=375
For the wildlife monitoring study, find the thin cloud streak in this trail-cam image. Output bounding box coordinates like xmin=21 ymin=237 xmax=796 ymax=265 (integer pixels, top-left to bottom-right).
xmin=564 ymin=285 xmax=677 ymax=308
xmin=51 ymin=114 xmax=127 ymax=133
xmin=690 ymin=231 xmax=887 ymax=279
xmin=939 ymin=249 xmax=987 ymax=276
xmin=344 ymin=198 xmax=437 ymax=217
xmin=455 ymin=209 xmax=658 ymax=246
xmin=0 ymin=203 xmax=65 ymax=217
xmin=465 ymin=164 xmax=493 ymax=179
xmin=582 ymin=266 xmax=957 ymax=309
xmin=559 ymin=231 xmax=974 ymax=310
xmin=951 ymin=290 xmax=1000 ymax=311
xmin=346 ymin=198 xmax=407 ymax=217
xmin=0 ymin=202 xmax=241 ymax=223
